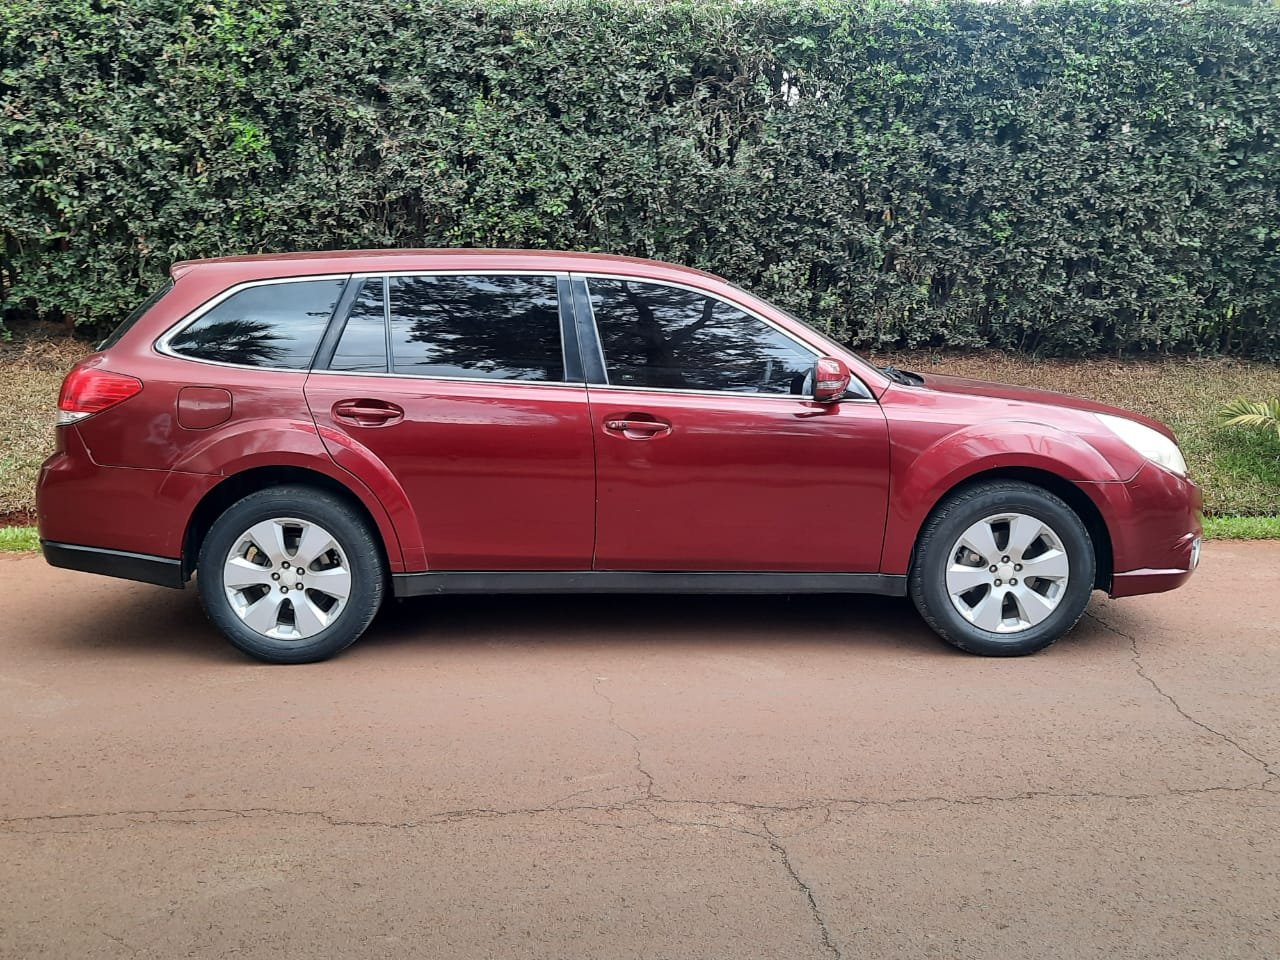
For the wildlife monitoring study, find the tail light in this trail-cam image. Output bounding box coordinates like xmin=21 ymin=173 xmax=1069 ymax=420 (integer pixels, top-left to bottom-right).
xmin=57 ymin=365 xmax=143 ymax=425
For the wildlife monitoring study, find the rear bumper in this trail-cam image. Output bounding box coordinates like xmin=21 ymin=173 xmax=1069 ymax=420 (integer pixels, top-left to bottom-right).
xmin=41 ymin=540 xmax=184 ymax=588
xmin=37 ymin=425 xmax=217 ymax=563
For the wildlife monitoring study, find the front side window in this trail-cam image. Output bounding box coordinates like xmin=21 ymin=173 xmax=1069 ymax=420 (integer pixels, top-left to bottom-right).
xmin=587 ymin=278 xmax=815 ymax=395
xmin=387 ymin=274 xmax=564 ymax=381
xmin=168 ymin=278 xmax=344 ymax=369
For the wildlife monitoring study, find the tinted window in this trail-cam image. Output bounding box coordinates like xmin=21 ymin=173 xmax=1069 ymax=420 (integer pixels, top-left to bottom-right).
xmin=169 ymin=279 xmax=344 ymax=369
xmin=330 ymin=278 xmax=388 ymax=372
xmin=587 ymin=278 xmax=815 ymax=394
xmin=388 ymin=274 xmax=563 ymax=381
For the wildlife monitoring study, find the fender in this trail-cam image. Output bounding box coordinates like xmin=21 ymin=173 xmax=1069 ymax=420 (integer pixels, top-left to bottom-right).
xmin=880 ymin=419 xmax=1128 ymax=575
xmin=313 ymin=425 xmax=426 ymax=572
xmin=169 ymin=417 xmax=417 ymax=572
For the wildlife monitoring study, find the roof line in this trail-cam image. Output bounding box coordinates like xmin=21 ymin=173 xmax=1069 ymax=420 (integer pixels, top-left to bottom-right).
xmin=170 ymin=248 xmax=723 ymax=282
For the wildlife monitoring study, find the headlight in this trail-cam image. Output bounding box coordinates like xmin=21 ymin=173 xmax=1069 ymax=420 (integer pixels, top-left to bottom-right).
xmin=1095 ymin=413 xmax=1188 ymax=476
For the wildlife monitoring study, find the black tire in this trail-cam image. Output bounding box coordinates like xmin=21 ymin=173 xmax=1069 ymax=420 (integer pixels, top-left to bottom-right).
xmin=197 ymin=486 xmax=385 ymax=664
xmin=909 ymin=480 xmax=1095 ymax=657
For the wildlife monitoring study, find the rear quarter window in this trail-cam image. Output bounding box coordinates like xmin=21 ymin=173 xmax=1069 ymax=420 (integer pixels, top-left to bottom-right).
xmin=166 ymin=278 xmax=345 ymax=369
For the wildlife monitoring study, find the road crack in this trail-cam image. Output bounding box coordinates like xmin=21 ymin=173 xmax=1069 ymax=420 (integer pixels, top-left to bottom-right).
xmin=5 ymin=783 xmax=1276 ymax=836
xmin=623 ymin=804 xmax=842 ymax=958
xmin=1086 ymin=611 xmax=1277 ymax=785
xmin=591 ymin=676 xmax=656 ymax=800
xmin=766 ymin=826 xmax=843 ymax=959
xmin=101 ymin=931 xmax=139 ymax=956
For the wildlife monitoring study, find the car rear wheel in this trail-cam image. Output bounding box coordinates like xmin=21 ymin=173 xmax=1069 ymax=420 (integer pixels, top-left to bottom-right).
xmin=909 ymin=480 xmax=1095 ymax=656
xmin=197 ymin=486 xmax=384 ymax=663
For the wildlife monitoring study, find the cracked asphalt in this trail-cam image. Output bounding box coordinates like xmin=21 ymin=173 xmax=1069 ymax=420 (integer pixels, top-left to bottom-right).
xmin=2 ymin=543 xmax=1278 ymax=959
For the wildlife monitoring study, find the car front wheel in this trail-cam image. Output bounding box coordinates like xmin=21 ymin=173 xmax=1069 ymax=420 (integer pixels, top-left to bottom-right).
xmin=909 ymin=480 xmax=1095 ymax=656
xmin=197 ymin=486 xmax=385 ymax=663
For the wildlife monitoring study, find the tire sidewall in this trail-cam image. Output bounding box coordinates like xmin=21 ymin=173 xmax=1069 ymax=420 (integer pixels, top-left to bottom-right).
xmin=912 ymin=484 xmax=1095 ymax=656
xmin=197 ymin=488 xmax=384 ymax=664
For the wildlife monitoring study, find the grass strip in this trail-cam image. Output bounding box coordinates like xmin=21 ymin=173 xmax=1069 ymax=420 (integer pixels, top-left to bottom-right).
xmin=1202 ymin=515 xmax=1280 ymax=540
xmin=0 ymin=526 xmax=39 ymax=552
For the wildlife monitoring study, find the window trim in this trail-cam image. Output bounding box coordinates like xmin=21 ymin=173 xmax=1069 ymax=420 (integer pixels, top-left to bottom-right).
xmin=312 ymin=277 xmax=366 ymax=371
xmin=312 ymin=269 xmax=580 ymax=386
xmin=556 ymin=274 xmax=586 ymax=384
xmin=289 ymin=368 xmax=591 ymax=391
xmin=572 ymin=272 xmax=873 ymax=402
xmin=314 ymin=276 xmax=391 ymax=374
xmin=153 ymin=268 xmax=871 ymax=399
xmin=154 ymin=274 xmax=351 ymax=373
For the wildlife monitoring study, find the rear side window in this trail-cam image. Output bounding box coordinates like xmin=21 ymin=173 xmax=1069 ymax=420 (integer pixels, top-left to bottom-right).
xmin=167 ymin=278 xmax=344 ymax=369
xmin=386 ymin=274 xmax=563 ymax=381
xmin=99 ymin=280 xmax=175 ymax=350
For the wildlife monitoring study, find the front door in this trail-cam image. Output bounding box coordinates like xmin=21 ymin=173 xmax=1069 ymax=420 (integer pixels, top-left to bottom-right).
xmin=579 ymin=276 xmax=891 ymax=572
xmin=306 ymin=272 xmax=594 ymax=570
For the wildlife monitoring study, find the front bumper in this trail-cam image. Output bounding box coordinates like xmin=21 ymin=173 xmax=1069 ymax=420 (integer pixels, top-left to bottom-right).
xmin=1109 ymin=531 xmax=1201 ymax=598
xmin=1084 ymin=462 xmax=1203 ymax=599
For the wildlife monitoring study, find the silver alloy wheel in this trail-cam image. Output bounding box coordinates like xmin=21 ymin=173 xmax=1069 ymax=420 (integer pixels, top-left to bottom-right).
xmin=945 ymin=512 xmax=1070 ymax=634
xmin=222 ymin=517 xmax=352 ymax=640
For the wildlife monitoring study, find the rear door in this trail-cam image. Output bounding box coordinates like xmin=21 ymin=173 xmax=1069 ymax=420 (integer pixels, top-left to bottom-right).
xmin=576 ymin=275 xmax=891 ymax=572
xmin=305 ymin=272 xmax=595 ymax=570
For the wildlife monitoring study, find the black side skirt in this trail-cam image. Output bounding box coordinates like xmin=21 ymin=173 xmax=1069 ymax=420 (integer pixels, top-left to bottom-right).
xmin=42 ymin=541 xmax=185 ymax=589
xmin=392 ymin=571 xmax=907 ymax=599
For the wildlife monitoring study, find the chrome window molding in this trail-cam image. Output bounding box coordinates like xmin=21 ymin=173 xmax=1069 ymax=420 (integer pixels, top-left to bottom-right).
xmin=585 ymin=383 xmax=875 ymax=403
xmin=153 ymin=267 xmax=874 ymax=401
xmin=307 ymin=368 xmax=583 ymax=388
xmin=155 ymin=270 xmax=576 ymax=384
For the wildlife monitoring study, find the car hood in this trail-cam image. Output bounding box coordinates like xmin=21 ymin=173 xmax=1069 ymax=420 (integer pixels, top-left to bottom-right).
xmin=917 ymin=372 xmax=1175 ymax=440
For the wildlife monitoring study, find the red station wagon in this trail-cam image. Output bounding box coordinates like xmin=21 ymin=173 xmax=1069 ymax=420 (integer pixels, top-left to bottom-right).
xmin=38 ymin=250 xmax=1202 ymax=663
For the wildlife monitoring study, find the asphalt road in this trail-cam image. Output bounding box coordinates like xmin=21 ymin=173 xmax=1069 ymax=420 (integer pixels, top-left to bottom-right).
xmin=1 ymin=543 xmax=1278 ymax=960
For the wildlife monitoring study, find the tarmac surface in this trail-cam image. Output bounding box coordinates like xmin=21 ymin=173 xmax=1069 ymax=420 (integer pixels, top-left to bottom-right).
xmin=1 ymin=543 xmax=1277 ymax=959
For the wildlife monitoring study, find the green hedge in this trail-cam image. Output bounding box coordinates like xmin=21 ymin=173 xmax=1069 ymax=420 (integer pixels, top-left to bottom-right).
xmin=4 ymin=0 xmax=1280 ymax=356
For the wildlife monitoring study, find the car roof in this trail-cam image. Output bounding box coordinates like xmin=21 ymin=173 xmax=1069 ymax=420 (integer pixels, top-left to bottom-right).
xmin=170 ymin=249 xmax=726 ymax=286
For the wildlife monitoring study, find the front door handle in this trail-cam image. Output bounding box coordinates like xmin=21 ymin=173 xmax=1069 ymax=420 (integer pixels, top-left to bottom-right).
xmin=333 ymin=399 xmax=404 ymax=427
xmin=603 ymin=415 xmax=672 ymax=440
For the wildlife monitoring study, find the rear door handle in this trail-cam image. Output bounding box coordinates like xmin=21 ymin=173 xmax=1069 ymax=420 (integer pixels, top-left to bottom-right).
xmin=333 ymin=399 xmax=404 ymax=427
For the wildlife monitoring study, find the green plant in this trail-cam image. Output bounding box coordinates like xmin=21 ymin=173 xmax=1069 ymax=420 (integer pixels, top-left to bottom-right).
xmin=1220 ymin=398 xmax=1280 ymax=440
xmin=3 ymin=0 xmax=1280 ymax=359
xmin=1203 ymin=515 xmax=1280 ymax=539
xmin=0 ymin=526 xmax=38 ymax=552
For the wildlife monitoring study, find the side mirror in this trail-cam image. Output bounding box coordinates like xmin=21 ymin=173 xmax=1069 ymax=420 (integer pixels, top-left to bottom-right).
xmin=812 ymin=357 xmax=851 ymax=402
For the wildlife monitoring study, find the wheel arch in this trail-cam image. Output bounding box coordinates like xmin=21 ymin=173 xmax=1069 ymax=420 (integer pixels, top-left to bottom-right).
xmin=181 ymin=466 xmax=396 ymax=581
xmin=907 ymin=467 xmax=1114 ymax=592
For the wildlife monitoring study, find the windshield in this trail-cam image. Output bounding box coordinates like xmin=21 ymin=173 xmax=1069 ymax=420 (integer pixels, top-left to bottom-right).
xmin=97 ymin=279 xmax=175 ymax=350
